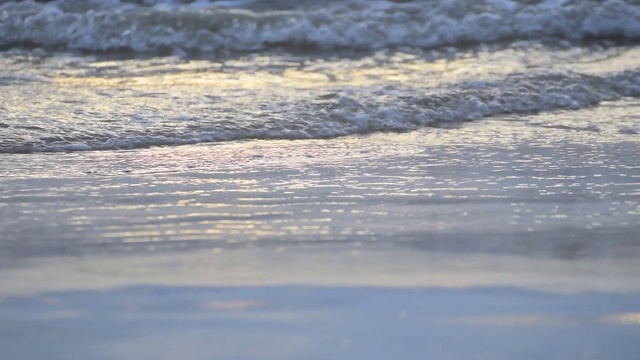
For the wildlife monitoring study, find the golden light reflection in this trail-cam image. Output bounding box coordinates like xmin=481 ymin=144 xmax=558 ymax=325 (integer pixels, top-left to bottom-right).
xmin=202 ymin=299 xmax=265 ymax=311
xmin=604 ymin=313 xmax=640 ymax=325
xmin=451 ymin=313 xmax=640 ymax=326
xmin=54 ymin=51 xmax=501 ymax=92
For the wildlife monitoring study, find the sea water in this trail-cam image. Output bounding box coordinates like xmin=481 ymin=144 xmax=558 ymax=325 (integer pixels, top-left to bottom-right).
xmin=2 ymin=0 xmax=640 ymax=153
xmin=1 ymin=1 xmax=640 ymax=359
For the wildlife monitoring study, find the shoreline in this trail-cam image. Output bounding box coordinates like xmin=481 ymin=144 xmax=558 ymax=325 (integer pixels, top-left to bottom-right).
xmin=1 ymin=104 xmax=639 ymax=298
xmin=2 ymin=246 xmax=640 ymax=299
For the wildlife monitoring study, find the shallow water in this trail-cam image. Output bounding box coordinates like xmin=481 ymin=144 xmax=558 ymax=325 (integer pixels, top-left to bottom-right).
xmin=2 ymin=102 xmax=640 ymax=260
xmin=2 ymin=0 xmax=640 ymax=359
xmin=2 ymin=107 xmax=640 ymax=358
xmin=2 ymin=42 xmax=640 ymax=152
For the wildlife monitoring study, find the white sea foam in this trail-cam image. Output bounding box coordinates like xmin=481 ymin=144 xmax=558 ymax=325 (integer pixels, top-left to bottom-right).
xmin=1 ymin=68 xmax=638 ymax=153
xmin=2 ymin=0 xmax=640 ymax=153
xmin=1 ymin=0 xmax=640 ymax=53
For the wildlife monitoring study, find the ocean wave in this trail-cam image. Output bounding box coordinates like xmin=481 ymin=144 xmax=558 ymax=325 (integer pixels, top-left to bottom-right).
xmin=1 ymin=0 xmax=640 ymax=54
xmin=1 ymin=68 xmax=638 ymax=153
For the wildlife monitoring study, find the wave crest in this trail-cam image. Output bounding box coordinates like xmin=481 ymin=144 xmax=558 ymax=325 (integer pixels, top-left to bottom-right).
xmin=1 ymin=68 xmax=638 ymax=153
xmin=2 ymin=0 xmax=640 ymax=53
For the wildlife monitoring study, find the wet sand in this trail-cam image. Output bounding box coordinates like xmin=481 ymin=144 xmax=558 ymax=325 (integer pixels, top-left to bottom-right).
xmin=1 ymin=102 xmax=640 ymax=359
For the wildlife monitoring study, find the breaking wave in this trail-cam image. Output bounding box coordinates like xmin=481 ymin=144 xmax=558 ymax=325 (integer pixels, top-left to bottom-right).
xmin=1 ymin=68 xmax=639 ymax=153
xmin=2 ymin=0 xmax=640 ymax=54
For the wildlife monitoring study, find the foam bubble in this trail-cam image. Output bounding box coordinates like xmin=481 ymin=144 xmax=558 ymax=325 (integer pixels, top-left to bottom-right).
xmin=1 ymin=68 xmax=639 ymax=153
xmin=1 ymin=0 xmax=640 ymax=53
